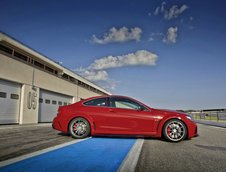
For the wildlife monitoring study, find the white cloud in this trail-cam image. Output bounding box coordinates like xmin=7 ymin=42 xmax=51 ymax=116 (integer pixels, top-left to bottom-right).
xmin=91 ymin=27 xmax=142 ymax=44
xmin=76 ymin=68 xmax=118 ymax=90
xmin=153 ymin=2 xmax=166 ymax=15
xmin=164 ymin=4 xmax=189 ymax=20
xmin=148 ymin=32 xmax=164 ymax=42
xmin=161 ymin=1 xmax=166 ymax=12
xmin=153 ymin=2 xmax=188 ymax=20
xmin=96 ymin=79 xmax=119 ymax=90
xmin=89 ymin=50 xmax=158 ymax=70
xmin=154 ymin=6 xmax=160 ymax=15
xmin=76 ymin=69 xmax=108 ymax=81
xmin=163 ymin=27 xmax=178 ymax=44
xmin=75 ymin=50 xmax=158 ymax=90
xmin=148 ymin=37 xmax=154 ymax=42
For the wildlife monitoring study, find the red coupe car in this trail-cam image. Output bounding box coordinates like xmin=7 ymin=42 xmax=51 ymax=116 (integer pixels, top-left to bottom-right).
xmin=52 ymin=95 xmax=198 ymax=142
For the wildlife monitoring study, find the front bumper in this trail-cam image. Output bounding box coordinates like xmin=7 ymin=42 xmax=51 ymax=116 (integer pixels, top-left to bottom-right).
xmin=188 ymin=121 xmax=198 ymax=138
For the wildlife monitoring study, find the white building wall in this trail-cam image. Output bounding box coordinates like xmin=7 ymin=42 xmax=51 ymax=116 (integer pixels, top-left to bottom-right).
xmin=0 ymin=34 xmax=110 ymax=124
xmin=19 ymin=85 xmax=39 ymax=124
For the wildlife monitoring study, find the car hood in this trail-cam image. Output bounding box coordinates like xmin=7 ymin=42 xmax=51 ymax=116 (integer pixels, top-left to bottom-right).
xmin=152 ymin=108 xmax=188 ymax=117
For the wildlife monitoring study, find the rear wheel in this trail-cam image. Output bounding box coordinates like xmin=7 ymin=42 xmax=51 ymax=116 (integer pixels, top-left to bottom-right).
xmin=163 ymin=119 xmax=187 ymax=142
xmin=69 ymin=117 xmax=90 ymax=139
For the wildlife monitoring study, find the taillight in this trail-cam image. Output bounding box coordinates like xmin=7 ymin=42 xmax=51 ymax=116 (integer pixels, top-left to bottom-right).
xmin=57 ymin=106 xmax=62 ymax=115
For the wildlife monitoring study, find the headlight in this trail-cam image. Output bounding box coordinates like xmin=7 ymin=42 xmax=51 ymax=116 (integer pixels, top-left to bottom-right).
xmin=186 ymin=115 xmax=192 ymax=120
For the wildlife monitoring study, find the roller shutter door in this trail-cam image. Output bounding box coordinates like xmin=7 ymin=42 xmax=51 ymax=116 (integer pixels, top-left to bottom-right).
xmin=0 ymin=79 xmax=21 ymax=124
xmin=38 ymin=90 xmax=73 ymax=122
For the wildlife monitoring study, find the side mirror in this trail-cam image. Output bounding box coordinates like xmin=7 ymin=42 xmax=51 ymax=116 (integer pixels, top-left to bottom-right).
xmin=138 ymin=106 xmax=145 ymax=111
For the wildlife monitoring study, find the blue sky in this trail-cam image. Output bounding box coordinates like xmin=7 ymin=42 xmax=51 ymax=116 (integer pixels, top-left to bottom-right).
xmin=1 ymin=0 xmax=226 ymax=110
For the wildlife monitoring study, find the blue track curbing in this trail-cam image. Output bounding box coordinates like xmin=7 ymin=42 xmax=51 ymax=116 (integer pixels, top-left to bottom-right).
xmin=0 ymin=138 xmax=136 ymax=172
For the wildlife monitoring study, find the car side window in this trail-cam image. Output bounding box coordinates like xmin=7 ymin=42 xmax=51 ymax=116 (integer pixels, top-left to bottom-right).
xmin=110 ymin=97 xmax=145 ymax=110
xmin=84 ymin=98 xmax=108 ymax=107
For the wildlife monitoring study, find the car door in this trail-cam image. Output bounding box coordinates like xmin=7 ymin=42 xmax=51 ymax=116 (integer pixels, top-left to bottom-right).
xmin=83 ymin=97 xmax=143 ymax=134
xmin=106 ymin=97 xmax=157 ymax=135
xmin=82 ymin=97 xmax=113 ymax=133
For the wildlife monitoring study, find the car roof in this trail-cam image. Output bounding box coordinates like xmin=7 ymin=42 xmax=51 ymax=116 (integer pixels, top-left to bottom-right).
xmin=79 ymin=95 xmax=152 ymax=110
xmin=80 ymin=95 xmax=144 ymax=104
xmin=79 ymin=95 xmax=135 ymax=103
xmin=85 ymin=95 xmax=131 ymax=100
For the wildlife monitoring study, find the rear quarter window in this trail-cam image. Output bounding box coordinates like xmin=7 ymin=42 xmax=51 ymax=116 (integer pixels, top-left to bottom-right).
xmin=84 ymin=98 xmax=108 ymax=107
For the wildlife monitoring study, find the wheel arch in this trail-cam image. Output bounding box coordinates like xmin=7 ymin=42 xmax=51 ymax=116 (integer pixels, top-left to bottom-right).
xmin=157 ymin=117 xmax=189 ymax=139
xmin=67 ymin=114 xmax=95 ymax=135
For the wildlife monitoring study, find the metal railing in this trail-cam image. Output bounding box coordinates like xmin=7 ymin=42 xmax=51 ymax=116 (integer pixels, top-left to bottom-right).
xmin=190 ymin=112 xmax=226 ymax=121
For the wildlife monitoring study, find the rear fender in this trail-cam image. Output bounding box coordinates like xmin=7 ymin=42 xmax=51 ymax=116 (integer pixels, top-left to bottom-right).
xmin=68 ymin=114 xmax=95 ymax=135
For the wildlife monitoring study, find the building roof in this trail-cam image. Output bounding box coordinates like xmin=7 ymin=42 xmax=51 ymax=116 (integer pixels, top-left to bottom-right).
xmin=0 ymin=32 xmax=111 ymax=95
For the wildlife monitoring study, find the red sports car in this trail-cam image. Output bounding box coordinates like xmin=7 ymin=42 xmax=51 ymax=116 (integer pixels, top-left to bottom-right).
xmin=52 ymin=95 xmax=198 ymax=142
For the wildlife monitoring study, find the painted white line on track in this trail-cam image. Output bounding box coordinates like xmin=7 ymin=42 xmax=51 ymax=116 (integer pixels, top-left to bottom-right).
xmin=208 ymin=126 xmax=226 ymax=130
xmin=118 ymin=138 xmax=144 ymax=172
xmin=198 ymin=123 xmax=226 ymax=131
xmin=196 ymin=121 xmax=226 ymax=129
xmin=0 ymin=137 xmax=90 ymax=167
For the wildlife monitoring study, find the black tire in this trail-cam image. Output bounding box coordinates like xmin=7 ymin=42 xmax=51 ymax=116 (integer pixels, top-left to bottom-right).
xmin=163 ymin=119 xmax=187 ymax=142
xmin=69 ymin=117 xmax=90 ymax=139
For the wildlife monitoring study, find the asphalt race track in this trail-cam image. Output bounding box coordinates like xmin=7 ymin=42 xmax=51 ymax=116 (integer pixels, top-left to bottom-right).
xmin=135 ymin=124 xmax=226 ymax=172
xmin=0 ymin=124 xmax=226 ymax=172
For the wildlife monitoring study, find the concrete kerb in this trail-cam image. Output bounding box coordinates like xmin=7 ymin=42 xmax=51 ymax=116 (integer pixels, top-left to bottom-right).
xmin=0 ymin=123 xmax=52 ymax=130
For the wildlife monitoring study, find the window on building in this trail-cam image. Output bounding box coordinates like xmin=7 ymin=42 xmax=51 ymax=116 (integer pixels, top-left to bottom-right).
xmin=84 ymin=98 xmax=108 ymax=107
xmin=45 ymin=66 xmax=54 ymax=73
xmin=14 ymin=51 xmax=28 ymax=62
xmin=0 ymin=92 xmax=7 ymax=98
xmin=34 ymin=60 xmax=44 ymax=69
xmin=0 ymin=44 xmax=13 ymax=55
xmin=10 ymin=94 xmax=19 ymax=100
xmin=39 ymin=98 xmax=43 ymax=103
xmin=62 ymin=73 xmax=69 ymax=80
xmin=58 ymin=101 xmax=62 ymax=105
xmin=69 ymin=76 xmax=75 ymax=82
xmin=52 ymin=100 xmax=57 ymax=105
xmin=45 ymin=99 xmax=50 ymax=104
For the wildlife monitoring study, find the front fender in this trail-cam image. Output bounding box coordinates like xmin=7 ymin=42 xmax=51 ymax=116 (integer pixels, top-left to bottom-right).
xmin=156 ymin=116 xmax=185 ymax=138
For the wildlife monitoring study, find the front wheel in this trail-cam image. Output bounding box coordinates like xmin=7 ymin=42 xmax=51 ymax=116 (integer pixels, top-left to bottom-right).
xmin=163 ymin=119 xmax=187 ymax=142
xmin=69 ymin=117 xmax=90 ymax=139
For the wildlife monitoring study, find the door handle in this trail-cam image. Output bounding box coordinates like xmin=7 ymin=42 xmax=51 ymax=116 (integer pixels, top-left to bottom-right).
xmin=109 ymin=109 xmax=115 ymax=112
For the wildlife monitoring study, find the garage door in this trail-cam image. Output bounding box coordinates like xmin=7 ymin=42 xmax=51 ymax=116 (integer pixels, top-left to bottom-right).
xmin=0 ymin=79 xmax=21 ymax=124
xmin=38 ymin=90 xmax=73 ymax=122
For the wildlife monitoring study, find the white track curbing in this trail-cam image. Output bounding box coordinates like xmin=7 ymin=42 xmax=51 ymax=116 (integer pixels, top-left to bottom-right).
xmin=118 ymin=139 xmax=144 ymax=172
